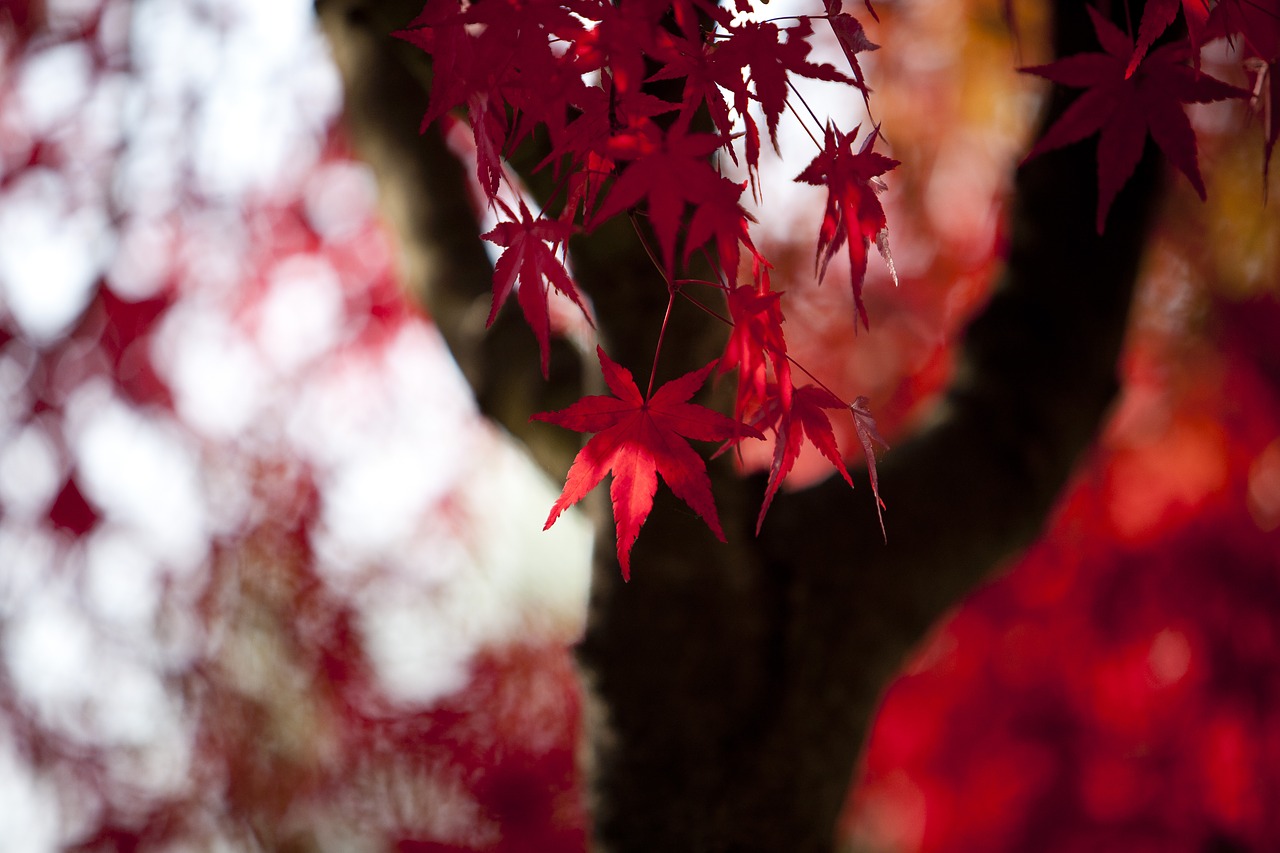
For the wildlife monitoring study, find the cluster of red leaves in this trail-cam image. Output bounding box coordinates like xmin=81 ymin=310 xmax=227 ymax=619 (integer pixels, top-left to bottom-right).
xmin=402 ymin=0 xmax=1273 ymax=575
xmin=1021 ymin=0 xmax=1271 ymax=231
xmin=399 ymin=0 xmax=894 ymax=574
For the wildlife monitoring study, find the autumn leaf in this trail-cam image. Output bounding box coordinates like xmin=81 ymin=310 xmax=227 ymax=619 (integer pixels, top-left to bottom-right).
xmin=649 ymin=24 xmax=738 ymax=159
xmin=714 ymin=18 xmax=855 ymax=152
xmin=1022 ymin=6 xmax=1250 ymax=232
xmin=653 ymin=15 xmax=853 ymax=183
xmin=794 ymin=123 xmax=899 ymax=329
xmin=719 ymin=272 xmax=790 ymax=422
xmin=534 ymin=347 xmax=760 ymax=580
xmin=822 ymin=0 xmax=879 ymax=98
xmin=1126 ymin=0 xmax=1212 ymax=77
xmin=575 ymin=0 xmax=666 ymax=95
xmin=1205 ymin=0 xmax=1280 ymax=62
xmin=754 ymin=384 xmax=853 ymax=533
xmin=595 ymin=124 xmax=728 ymax=276
xmin=540 ymin=78 xmax=677 ymax=223
xmin=482 ymin=198 xmax=587 ymax=377
xmin=684 ymin=173 xmax=756 ymax=282
xmin=850 ymin=394 xmax=888 ymax=537
xmin=396 ymin=0 xmax=589 ymax=199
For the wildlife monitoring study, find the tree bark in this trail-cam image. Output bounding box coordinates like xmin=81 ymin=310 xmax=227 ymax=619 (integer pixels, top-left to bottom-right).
xmin=317 ymin=0 xmax=1162 ymax=849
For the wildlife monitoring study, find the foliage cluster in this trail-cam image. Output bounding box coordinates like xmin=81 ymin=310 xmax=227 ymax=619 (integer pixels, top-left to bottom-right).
xmin=397 ymin=0 xmax=1274 ymax=573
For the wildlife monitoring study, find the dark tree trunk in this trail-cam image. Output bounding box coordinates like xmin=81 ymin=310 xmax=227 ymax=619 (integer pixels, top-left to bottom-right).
xmin=317 ymin=0 xmax=1162 ymax=849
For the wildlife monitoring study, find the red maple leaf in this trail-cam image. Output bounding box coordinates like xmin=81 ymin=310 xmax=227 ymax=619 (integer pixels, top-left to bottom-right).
xmin=1206 ymin=0 xmax=1280 ymax=62
xmin=685 ymin=172 xmax=756 ymax=282
xmin=396 ymin=0 xmax=589 ymax=199
xmin=850 ymin=394 xmax=888 ymax=536
xmin=715 ymin=18 xmax=855 ymax=152
xmin=794 ymin=123 xmax=899 ymax=329
xmin=719 ymin=272 xmax=790 ymax=422
xmin=649 ymin=25 xmax=738 ymax=162
xmin=482 ymin=198 xmax=587 ymax=377
xmin=540 ymin=78 xmax=677 ymax=223
xmin=1022 ymin=6 xmax=1250 ymax=232
xmin=822 ymin=0 xmax=879 ymax=99
xmin=1126 ymin=0 xmax=1212 ymax=76
xmin=534 ymin=347 xmax=758 ymax=580
xmin=582 ymin=0 xmax=669 ymax=95
xmin=754 ymin=384 xmax=853 ymax=532
xmin=595 ymin=123 xmax=729 ymax=276
xmin=653 ymin=15 xmax=854 ymax=184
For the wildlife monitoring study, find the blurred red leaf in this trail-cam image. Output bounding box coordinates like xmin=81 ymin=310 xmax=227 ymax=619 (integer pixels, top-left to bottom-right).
xmin=1126 ymin=0 xmax=1212 ymax=76
xmin=48 ymin=474 xmax=99 ymax=536
xmin=1022 ymin=7 xmax=1249 ymax=232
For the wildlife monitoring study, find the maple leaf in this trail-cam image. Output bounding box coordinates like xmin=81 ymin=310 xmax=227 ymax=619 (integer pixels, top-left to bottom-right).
xmin=794 ymin=123 xmax=899 ymax=329
xmin=481 ymin=199 xmax=587 ymax=377
xmin=595 ymin=124 xmax=727 ymax=275
xmin=719 ymin=271 xmax=790 ymax=422
xmin=653 ymin=16 xmax=854 ymax=183
xmin=1021 ymin=6 xmax=1250 ymax=232
xmin=396 ymin=0 xmax=471 ymax=128
xmin=715 ymin=18 xmax=855 ymax=150
xmin=649 ymin=27 xmax=738 ymax=159
xmin=822 ymin=0 xmax=879 ymax=98
xmin=1205 ymin=0 xmax=1280 ymax=62
xmin=684 ymin=172 xmax=755 ymax=282
xmin=583 ymin=0 xmax=669 ymax=95
xmin=396 ymin=9 xmax=513 ymax=199
xmin=398 ymin=0 xmax=590 ymax=198
xmin=540 ymin=78 xmax=677 ymax=222
xmin=534 ymin=347 xmax=759 ymax=579
xmin=458 ymin=0 xmax=591 ymax=116
xmin=850 ymin=394 xmax=888 ymax=536
xmin=754 ymin=384 xmax=852 ymax=533
xmin=1126 ymin=0 xmax=1212 ymax=76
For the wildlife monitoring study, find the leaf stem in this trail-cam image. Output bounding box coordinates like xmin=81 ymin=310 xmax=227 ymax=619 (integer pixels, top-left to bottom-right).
xmin=784 ymin=89 xmax=824 ymax=149
xmin=648 ymin=290 xmax=676 ymax=400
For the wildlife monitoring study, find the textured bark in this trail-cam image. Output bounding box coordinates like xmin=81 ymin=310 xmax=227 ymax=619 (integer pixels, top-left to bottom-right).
xmin=317 ymin=0 xmax=1162 ymax=849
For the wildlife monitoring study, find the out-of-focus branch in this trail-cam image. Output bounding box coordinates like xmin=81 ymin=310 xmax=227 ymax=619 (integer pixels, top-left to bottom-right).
xmin=316 ymin=0 xmax=585 ymax=478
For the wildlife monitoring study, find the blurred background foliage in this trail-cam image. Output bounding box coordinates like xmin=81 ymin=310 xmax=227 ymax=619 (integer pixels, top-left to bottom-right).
xmin=0 ymin=0 xmax=1278 ymax=850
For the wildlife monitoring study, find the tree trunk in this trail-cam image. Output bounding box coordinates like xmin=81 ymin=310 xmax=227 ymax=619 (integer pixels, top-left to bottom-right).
xmin=317 ymin=0 xmax=1162 ymax=849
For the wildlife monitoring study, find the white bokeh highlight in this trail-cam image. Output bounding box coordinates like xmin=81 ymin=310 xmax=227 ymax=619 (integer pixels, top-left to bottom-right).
xmin=0 ymin=0 xmax=592 ymax=845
